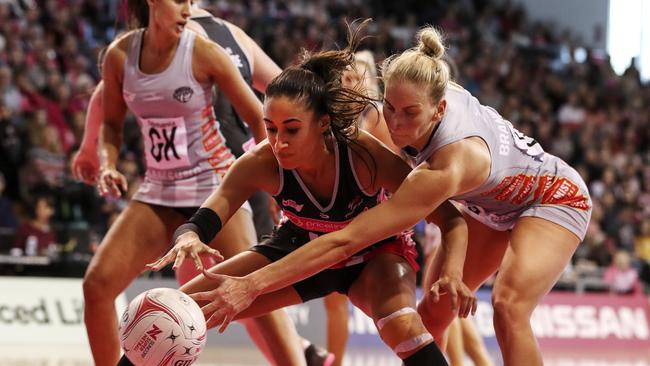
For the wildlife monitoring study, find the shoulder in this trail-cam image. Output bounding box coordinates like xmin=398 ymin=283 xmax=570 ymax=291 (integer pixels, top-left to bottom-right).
xmin=222 ymin=20 xmax=258 ymax=61
xmin=192 ymin=31 xmax=213 ymax=50
xmin=223 ymin=20 xmax=249 ymax=44
xmin=192 ymin=35 xmax=228 ymax=64
xmin=245 ymin=140 xmax=278 ymax=167
xmin=347 ymin=132 xmax=379 ymax=193
xmin=349 ymin=129 xmax=399 ymax=164
xmin=191 ymin=35 xmax=228 ymax=77
xmin=425 ymin=137 xmax=491 ymax=193
xmin=107 ymin=30 xmax=137 ymax=56
xmin=348 ymin=130 xmax=410 ymax=193
xmin=349 ymin=130 xmax=379 ymax=161
xmin=186 ymin=19 xmax=208 ymax=37
xmin=236 ymin=141 xmax=282 ymax=192
xmin=427 ymin=137 xmax=488 ymax=171
xmin=103 ymin=31 xmax=137 ymax=78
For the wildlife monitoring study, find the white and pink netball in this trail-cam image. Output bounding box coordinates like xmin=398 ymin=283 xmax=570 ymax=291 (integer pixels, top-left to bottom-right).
xmin=118 ymin=288 xmax=207 ymax=365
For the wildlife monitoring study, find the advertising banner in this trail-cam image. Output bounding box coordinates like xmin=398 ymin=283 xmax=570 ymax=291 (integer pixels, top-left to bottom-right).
xmin=1 ymin=276 xmax=648 ymax=360
xmin=346 ymin=289 xmax=650 ymax=350
xmin=532 ymin=292 xmax=650 ymax=348
xmin=0 ymin=277 xmax=127 ymax=346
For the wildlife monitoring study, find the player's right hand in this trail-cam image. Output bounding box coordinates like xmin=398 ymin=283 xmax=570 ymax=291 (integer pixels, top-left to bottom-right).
xmin=146 ymin=231 xmax=224 ymax=272
xmin=429 ymin=274 xmax=477 ymax=318
xmin=190 ymin=273 xmax=260 ymax=333
xmin=71 ymin=149 xmax=100 ymax=184
xmin=97 ymin=167 xmax=128 ymax=198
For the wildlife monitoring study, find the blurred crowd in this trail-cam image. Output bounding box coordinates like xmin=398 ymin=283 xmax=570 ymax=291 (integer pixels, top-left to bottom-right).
xmin=0 ymin=0 xmax=649 ymax=294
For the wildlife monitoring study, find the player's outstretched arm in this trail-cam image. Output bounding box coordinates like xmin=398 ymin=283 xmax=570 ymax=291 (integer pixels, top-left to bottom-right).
xmin=147 ymin=145 xmax=277 ymax=273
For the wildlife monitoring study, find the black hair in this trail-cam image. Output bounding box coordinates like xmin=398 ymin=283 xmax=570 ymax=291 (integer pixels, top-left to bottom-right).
xmin=265 ymin=19 xmax=379 ymax=188
xmin=97 ymin=45 xmax=108 ymax=76
xmin=127 ymin=0 xmax=149 ymax=28
xmin=25 ymin=194 xmax=54 ymax=220
xmin=266 ymin=19 xmax=376 ymax=145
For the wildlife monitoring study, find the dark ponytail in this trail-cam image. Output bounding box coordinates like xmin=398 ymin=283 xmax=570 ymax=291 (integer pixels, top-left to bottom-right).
xmin=265 ymin=19 xmax=376 ymax=145
xmin=127 ymin=0 xmax=149 ymax=28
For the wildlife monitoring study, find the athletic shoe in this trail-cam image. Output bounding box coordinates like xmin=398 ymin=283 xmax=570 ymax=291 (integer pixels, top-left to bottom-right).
xmin=304 ymin=343 xmax=335 ymax=366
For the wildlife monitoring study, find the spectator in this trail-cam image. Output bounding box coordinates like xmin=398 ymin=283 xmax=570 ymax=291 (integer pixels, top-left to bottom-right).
xmin=635 ymin=219 xmax=650 ymax=262
xmin=0 ymin=172 xmax=17 ymax=229
xmin=574 ymin=224 xmax=612 ymax=269
xmin=0 ymin=65 xmax=21 ymax=114
xmin=0 ymin=0 xmax=648 ymax=287
xmin=603 ymin=250 xmax=642 ymax=295
xmin=13 ymin=194 xmax=57 ymax=256
xmin=558 ymin=92 xmax=586 ymax=128
xmin=635 ymin=219 xmax=650 ymax=288
xmin=20 ymin=121 xmax=66 ymax=196
xmin=0 ymin=99 xmax=23 ymax=200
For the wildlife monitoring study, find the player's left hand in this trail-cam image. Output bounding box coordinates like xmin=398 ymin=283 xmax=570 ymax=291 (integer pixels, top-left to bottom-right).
xmin=189 ymin=273 xmax=260 ymax=333
xmin=429 ymin=274 xmax=477 ymax=318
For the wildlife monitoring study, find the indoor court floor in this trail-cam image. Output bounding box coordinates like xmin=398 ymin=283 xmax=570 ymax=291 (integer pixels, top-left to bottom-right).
xmin=1 ymin=344 xmax=650 ymax=365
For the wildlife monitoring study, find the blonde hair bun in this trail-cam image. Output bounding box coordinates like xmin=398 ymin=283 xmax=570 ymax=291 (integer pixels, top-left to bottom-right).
xmin=417 ymin=27 xmax=445 ymax=59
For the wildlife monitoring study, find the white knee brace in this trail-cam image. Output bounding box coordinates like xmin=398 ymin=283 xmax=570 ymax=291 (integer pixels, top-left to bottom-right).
xmin=376 ymin=307 xmax=435 ymax=354
xmin=394 ymin=333 xmax=434 ymax=353
xmin=376 ymin=307 xmax=417 ymax=330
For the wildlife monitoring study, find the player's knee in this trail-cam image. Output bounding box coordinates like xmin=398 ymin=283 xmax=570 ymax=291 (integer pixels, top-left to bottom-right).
xmin=491 ymin=290 xmax=532 ymax=328
xmin=83 ymin=268 xmax=118 ymax=303
xmin=375 ymin=307 xmax=432 ymax=357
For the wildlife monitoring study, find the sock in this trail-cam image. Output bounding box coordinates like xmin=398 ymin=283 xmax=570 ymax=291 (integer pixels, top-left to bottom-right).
xmin=117 ymin=355 xmax=135 ymax=366
xmin=301 ymin=338 xmax=311 ymax=350
xmin=402 ymin=342 xmax=448 ymax=366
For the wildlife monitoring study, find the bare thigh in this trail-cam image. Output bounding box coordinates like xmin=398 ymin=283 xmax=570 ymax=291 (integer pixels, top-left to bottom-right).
xmin=84 ymin=201 xmax=184 ymax=295
xmin=492 ymin=216 xmax=581 ymax=313
xmin=208 ymin=207 xmax=257 ymax=259
xmin=348 ymin=252 xmax=417 ymax=320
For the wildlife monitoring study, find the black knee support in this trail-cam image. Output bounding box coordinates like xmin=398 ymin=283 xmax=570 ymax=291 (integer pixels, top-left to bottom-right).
xmin=117 ymin=355 xmax=134 ymax=366
xmin=402 ymin=341 xmax=448 ymax=366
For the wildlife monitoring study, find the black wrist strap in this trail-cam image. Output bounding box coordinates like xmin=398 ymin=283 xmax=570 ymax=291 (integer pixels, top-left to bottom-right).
xmin=186 ymin=207 xmax=223 ymax=244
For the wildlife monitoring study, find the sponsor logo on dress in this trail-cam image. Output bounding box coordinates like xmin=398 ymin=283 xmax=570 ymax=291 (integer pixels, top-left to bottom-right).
xmin=482 ymin=174 xmax=591 ymax=210
xmin=282 ymin=199 xmax=304 ymax=212
xmin=345 ymin=196 xmax=364 ymax=219
xmin=283 ymin=211 xmax=349 ymax=233
xmin=173 ymin=86 xmax=194 ymax=103
xmin=140 ymin=92 xmax=164 ymax=102
xmin=224 ymin=47 xmax=244 ymax=68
